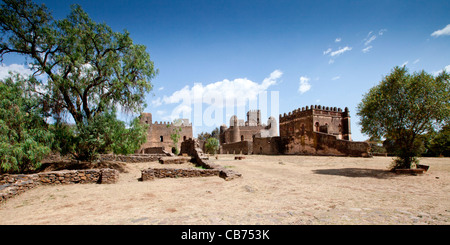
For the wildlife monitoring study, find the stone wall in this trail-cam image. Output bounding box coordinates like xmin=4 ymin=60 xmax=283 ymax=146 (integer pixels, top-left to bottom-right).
xmin=1 ymin=168 xmax=119 ymax=203
xmin=137 ymin=147 xmax=166 ymax=154
xmin=99 ymin=154 xmax=166 ymax=162
xmin=313 ymin=132 xmax=370 ymax=157
xmin=253 ymin=136 xmax=283 ymax=155
xmin=159 ymin=156 xmax=192 ymax=164
xmin=221 ymin=141 xmax=253 ymax=155
xmin=141 ymin=168 xmax=220 ymax=181
xmin=180 ymin=138 xmax=197 ymax=157
xmin=179 ymin=138 xmax=242 ymax=181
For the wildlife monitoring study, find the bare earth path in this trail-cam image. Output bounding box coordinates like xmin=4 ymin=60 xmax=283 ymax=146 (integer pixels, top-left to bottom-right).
xmin=1 ymin=155 xmax=449 ymax=225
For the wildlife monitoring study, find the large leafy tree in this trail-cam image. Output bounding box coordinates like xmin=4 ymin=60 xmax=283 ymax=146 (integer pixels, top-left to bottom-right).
xmin=0 ymin=0 xmax=157 ymax=160
xmin=50 ymin=109 xmax=148 ymax=160
xmin=0 ymin=74 xmax=53 ymax=173
xmin=357 ymin=66 xmax=450 ymax=169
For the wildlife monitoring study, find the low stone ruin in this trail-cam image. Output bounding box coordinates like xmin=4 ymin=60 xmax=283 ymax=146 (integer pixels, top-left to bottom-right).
xmin=1 ymin=168 xmax=119 ymax=202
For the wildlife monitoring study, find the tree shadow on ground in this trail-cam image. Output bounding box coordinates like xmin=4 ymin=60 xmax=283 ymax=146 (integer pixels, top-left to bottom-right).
xmin=312 ymin=168 xmax=395 ymax=179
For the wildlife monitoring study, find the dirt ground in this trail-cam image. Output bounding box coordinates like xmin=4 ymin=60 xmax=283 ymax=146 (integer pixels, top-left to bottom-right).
xmin=1 ymin=155 xmax=449 ymax=225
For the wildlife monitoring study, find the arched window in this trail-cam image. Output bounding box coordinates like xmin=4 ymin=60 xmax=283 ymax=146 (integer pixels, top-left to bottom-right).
xmin=241 ymin=135 xmax=244 ymax=141
xmin=315 ymin=122 xmax=320 ymax=131
xmin=160 ymin=136 xmax=163 ymax=142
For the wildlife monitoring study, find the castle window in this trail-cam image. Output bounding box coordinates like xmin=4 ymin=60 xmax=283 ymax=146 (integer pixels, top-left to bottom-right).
xmin=315 ymin=122 xmax=320 ymax=131
xmin=241 ymin=135 xmax=244 ymax=141
xmin=160 ymin=136 xmax=163 ymax=142
xmin=183 ymin=136 xmax=186 ymax=141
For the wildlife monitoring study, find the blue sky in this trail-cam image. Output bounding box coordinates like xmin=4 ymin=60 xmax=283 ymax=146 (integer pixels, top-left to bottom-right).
xmin=2 ymin=0 xmax=450 ymax=141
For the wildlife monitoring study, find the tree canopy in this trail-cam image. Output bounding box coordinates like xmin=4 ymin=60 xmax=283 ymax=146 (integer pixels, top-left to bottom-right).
xmin=0 ymin=0 xmax=157 ymax=124
xmin=0 ymin=74 xmax=53 ymax=173
xmin=0 ymin=0 xmax=157 ymax=161
xmin=357 ymin=66 xmax=450 ymax=169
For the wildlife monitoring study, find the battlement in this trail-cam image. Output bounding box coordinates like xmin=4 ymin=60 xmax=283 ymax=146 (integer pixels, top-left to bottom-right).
xmin=279 ymin=105 xmax=349 ymax=123
xmin=152 ymin=120 xmax=192 ymax=127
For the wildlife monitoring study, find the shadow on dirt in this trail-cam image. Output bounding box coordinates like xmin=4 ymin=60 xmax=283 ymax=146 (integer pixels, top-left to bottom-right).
xmin=312 ymin=168 xmax=396 ymax=179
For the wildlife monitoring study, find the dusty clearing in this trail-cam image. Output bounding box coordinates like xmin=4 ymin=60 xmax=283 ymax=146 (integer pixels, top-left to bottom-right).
xmin=1 ymin=155 xmax=449 ymax=225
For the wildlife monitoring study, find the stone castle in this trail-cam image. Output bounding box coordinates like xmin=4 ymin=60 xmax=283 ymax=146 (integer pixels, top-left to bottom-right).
xmin=254 ymin=105 xmax=369 ymax=157
xmin=219 ymin=110 xmax=278 ymax=144
xmin=138 ymin=105 xmax=369 ymax=157
xmin=138 ymin=112 xmax=193 ymax=153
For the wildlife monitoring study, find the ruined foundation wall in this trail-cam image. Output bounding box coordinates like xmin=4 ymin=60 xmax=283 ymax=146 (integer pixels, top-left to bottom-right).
xmin=221 ymin=141 xmax=253 ymax=155
xmin=1 ymin=168 xmax=119 ymax=202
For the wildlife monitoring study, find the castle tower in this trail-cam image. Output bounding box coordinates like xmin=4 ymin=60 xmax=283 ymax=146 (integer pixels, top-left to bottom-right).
xmin=247 ymin=110 xmax=261 ymax=126
xmin=231 ymin=115 xmax=240 ymax=143
xmin=219 ymin=124 xmax=227 ymax=144
xmin=267 ymin=116 xmax=278 ymax=136
xmin=140 ymin=112 xmax=152 ymax=125
xmin=342 ymin=107 xmax=352 ymax=140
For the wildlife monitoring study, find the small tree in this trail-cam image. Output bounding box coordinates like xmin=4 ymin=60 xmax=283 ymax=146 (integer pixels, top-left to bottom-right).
xmin=205 ymin=137 xmax=219 ymax=155
xmin=357 ymin=66 xmax=450 ymax=169
xmin=168 ymin=119 xmax=182 ymax=155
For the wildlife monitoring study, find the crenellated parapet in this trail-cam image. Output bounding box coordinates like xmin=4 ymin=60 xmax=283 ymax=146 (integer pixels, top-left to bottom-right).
xmin=279 ymin=105 xmax=349 ymax=123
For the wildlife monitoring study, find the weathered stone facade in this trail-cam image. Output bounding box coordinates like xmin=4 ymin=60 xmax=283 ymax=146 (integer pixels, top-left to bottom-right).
xmin=253 ymin=105 xmax=370 ymax=157
xmin=219 ymin=110 xmax=278 ymax=145
xmin=138 ymin=112 xmax=193 ymax=153
xmin=279 ymin=105 xmax=351 ymax=141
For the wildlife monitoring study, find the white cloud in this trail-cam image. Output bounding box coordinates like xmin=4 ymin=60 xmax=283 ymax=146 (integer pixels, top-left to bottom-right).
xmin=328 ymin=59 xmax=335 ymax=64
xmin=401 ymin=61 xmax=409 ymax=67
xmin=151 ymin=97 xmax=163 ymax=107
xmin=431 ymin=24 xmax=450 ymax=37
xmin=331 ymin=76 xmax=341 ymax=81
xmin=361 ymin=29 xmax=386 ymax=54
xmin=433 ymin=65 xmax=450 ymax=76
xmin=362 ymin=45 xmax=373 ymax=53
xmin=162 ymin=70 xmax=282 ymax=107
xmin=323 ymin=48 xmax=332 ymax=55
xmin=298 ymin=76 xmax=311 ymax=94
xmin=364 ymin=35 xmax=377 ymax=46
xmin=330 ymin=46 xmax=352 ymax=57
xmin=413 ymin=59 xmax=420 ymax=64
xmin=335 ymin=38 xmax=341 ymax=43
xmin=158 ymin=86 xmax=164 ymax=91
xmin=0 ymin=63 xmax=33 ymax=80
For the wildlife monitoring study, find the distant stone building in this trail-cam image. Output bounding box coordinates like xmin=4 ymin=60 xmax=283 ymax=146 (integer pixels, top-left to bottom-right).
xmin=138 ymin=112 xmax=193 ymax=153
xmin=219 ymin=110 xmax=278 ymax=154
xmin=253 ymin=105 xmax=370 ymax=157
